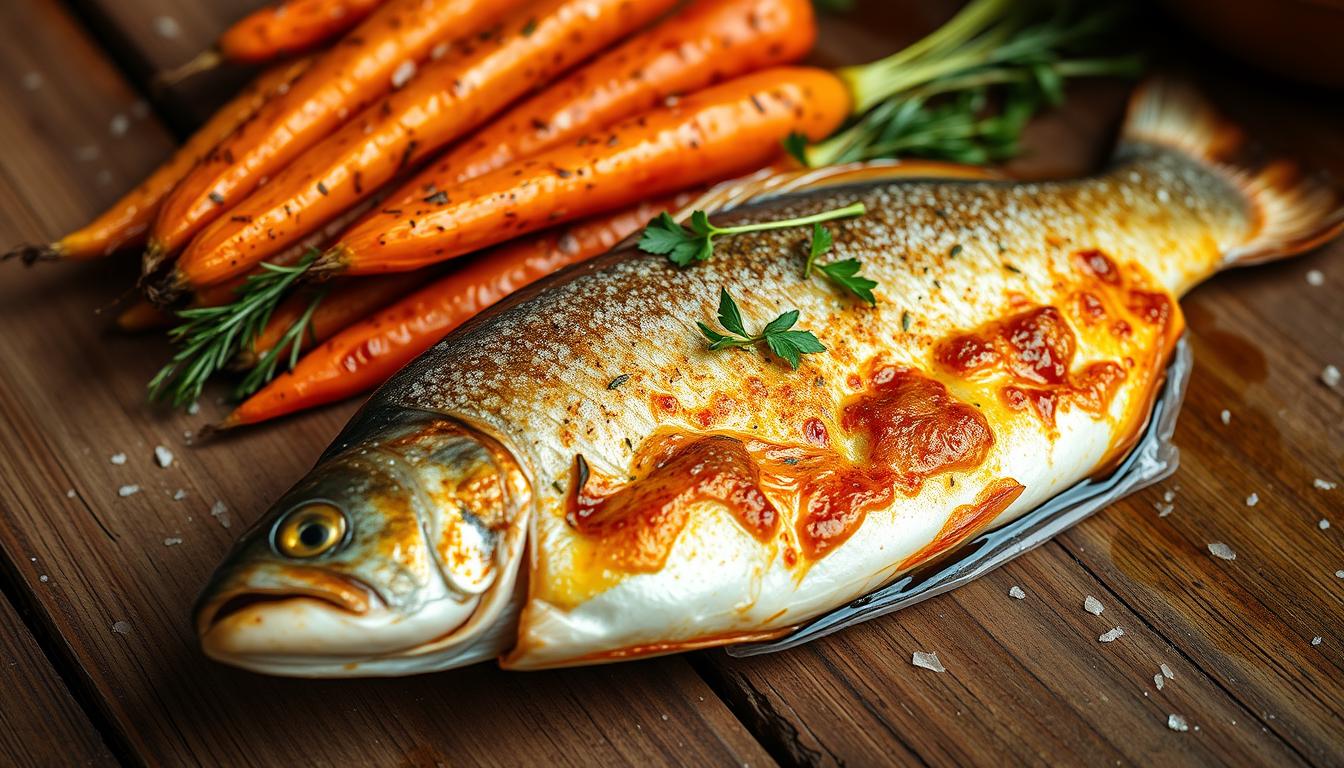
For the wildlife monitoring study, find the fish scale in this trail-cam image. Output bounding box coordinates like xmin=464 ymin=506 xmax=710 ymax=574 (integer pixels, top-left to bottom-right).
xmin=194 ymin=80 xmax=1343 ymax=676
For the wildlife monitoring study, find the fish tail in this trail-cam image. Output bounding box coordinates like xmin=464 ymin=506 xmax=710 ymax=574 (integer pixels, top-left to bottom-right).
xmin=1119 ymin=77 xmax=1344 ymax=266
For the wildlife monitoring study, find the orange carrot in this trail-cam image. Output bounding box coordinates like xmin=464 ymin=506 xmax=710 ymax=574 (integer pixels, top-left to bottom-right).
xmin=115 ymin=301 xmax=174 ymax=332
xmin=144 ymin=0 xmax=523 ymax=277
xmin=220 ymin=196 xmax=688 ymax=427
xmin=316 ymin=67 xmax=850 ymax=277
xmin=220 ymin=0 xmax=385 ymax=63
xmin=381 ymin=0 xmax=816 ymax=210
xmin=234 ymin=272 xmax=425 ymax=368
xmin=153 ymin=0 xmax=678 ymax=302
xmin=3 ymin=58 xmax=309 ymax=265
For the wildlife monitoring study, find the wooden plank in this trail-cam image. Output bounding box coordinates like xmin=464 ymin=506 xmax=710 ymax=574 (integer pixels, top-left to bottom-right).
xmin=0 ymin=591 xmax=116 ymax=767
xmin=0 ymin=1 xmax=772 ymax=766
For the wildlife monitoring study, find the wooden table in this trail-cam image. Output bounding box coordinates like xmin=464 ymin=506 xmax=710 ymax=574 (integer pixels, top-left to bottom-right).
xmin=0 ymin=1 xmax=1340 ymax=765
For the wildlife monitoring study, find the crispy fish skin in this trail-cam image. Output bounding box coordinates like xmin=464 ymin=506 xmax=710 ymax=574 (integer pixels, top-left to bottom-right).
xmin=197 ymin=80 xmax=1343 ymax=675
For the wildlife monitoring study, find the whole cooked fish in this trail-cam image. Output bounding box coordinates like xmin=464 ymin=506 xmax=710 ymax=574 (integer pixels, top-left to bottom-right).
xmin=195 ymin=80 xmax=1342 ymax=676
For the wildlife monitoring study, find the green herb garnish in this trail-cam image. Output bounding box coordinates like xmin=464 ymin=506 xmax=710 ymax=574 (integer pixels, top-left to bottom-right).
xmin=148 ymin=250 xmax=317 ymax=408
xmin=697 ymin=288 xmax=825 ymax=369
xmin=803 ymin=223 xmax=877 ymax=305
xmin=639 ymin=202 xmax=866 ymax=267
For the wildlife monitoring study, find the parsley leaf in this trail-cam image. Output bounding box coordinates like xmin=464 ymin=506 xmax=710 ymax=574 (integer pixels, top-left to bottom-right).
xmin=639 ymin=202 xmax=866 ymax=267
xmin=697 ymin=289 xmax=825 ymax=370
xmin=803 ymin=223 xmax=878 ymax=305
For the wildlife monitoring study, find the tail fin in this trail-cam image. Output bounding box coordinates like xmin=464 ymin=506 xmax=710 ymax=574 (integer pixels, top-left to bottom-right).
xmin=1120 ymin=77 xmax=1344 ymax=265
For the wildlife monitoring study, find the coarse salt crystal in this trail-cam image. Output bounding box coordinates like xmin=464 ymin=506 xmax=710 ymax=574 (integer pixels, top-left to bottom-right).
xmin=1219 ymin=409 xmax=1230 ymax=425
xmin=1163 ymin=490 xmax=1175 ymax=503
xmin=117 ymin=484 xmax=140 ymax=497
xmin=39 ymin=575 xmax=48 ymax=583
xmin=173 ymin=489 xmax=187 ymax=501
xmin=1098 ymin=627 xmax=1124 ymax=643
xmin=210 ymin=500 xmax=232 ymax=529
xmin=111 ymin=620 xmax=131 ymax=635
xmin=187 ymin=401 xmax=200 ymax=415
xmin=66 ymin=489 xmax=76 ymax=498
xmin=1154 ymin=674 xmax=1164 ymax=690
xmin=163 ymin=537 xmax=183 ymax=546
xmin=1323 ymin=365 xmax=1341 ymax=388
xmin=109 ymin=452 xmax=127 ymax=465
xmin=1167 ymin=714 xmax=1189 ymax=732
xmin=153 ymin=16 xmax=180 ymax=39
xmin=1009 ymin=586 xmax=1026 ymax=600
xmin=1208 ymin=542 xmax=1236 ymax=560
xmin=1155 ymin=502 xmax=1174 ymax=517
xmin=1321 ymin=519 xmax=1331 ymax=530
xmin=1161 ymin=663 xmax=1174 ymax=679
xmin=1306 ymin=269 xmax=1325 ymax=286
xmin=1084 ymin=595 xmax=1104 ymax=615
xmin=391 ymin=60 xmax=416 ymax=88
xmin=911 ymin=651 xmax=945 ymax=672
xmin=154 ymin=445 xmax=174 ymax=468
xmin=1245 ymin=493 xmax=1258 ymax=507
xmin=1336 ymin=570 xmax=1344 ymax=579
xmin=1315 ymin=478 xmax=1338 ymax=490
xmin=1311 ymin=636 xmax=1322 ymax=646
xmin=109 ymin=114 xmax=129 ymax=137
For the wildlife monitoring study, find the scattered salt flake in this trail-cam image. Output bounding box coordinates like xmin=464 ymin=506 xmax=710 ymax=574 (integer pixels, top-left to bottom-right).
xmin=1154 ymin=674 xmax=1164 ymax=690
xmin=1245 ymin=492 xmax=1259 ymax=507
xmin=1320 ymin=519 xmax=1331 ymax=530
xmin=210 ymin=500 xmax=232 ymax=529
xmin=1323 ymin=365 xmax=1341 ymax=388
xmin=1161 ymin=663 xmax=1174 ymax=679
xmin=39 ymin=575 xmax=49 ymax=583
xmin=1008 ymin=586 xmax=1026 ymax=600
xmin=109 ymin=452 xmax=127 ymax=465
xmin=154 ymin=445 xmax=174 ymax=468
xmin=109 ymin=113 xmax=129 ymax=137
xmin=1208 ymin=542 xmax=1236 ymax=560
xmin=391 ymin=59 xmax=416 ymax=88
xmin=111 ymin=620 xmax=131 ymax=635
xmin=153 ymin=15 xmax=180 ymax=39
xmin=1167 ymin=714 xmax=1189 ymax=732
xmin=173 ymin=489 xmax=187 ymax=501
xmin=163 ymin=537 xmax=183 ymax=546
xmin=1306 ymin=269 xmax=1325 ymax=287
xmin=1098 ymin=627 xmax=1124 ymax=643
xmin=1315 ymin=478 xmax=1338 ymax=491
xmin=1219 ymin=409 xmax=1231 ymax=425
xmin=66 ymin=489 xmax=76 ymax=498
xmin=187 ymin=401 xmax=201 ymax=415
xmin=117 ymin=484 xmax=140 ymax=497
xmin=1163 ymin=489 xmax=1175 ymax=503
xmin=1311 ymin=636 xmax=1322 ymax=646
xmin=1155 ymin=502 xmax=1174 ymax=517
xmin=1084 ymin=595 xmax=1104 ymax=615
xmin=21 ymin=71 xmax=43 ymax=91
xmin=1336 ymin=570 xmax=1344 ymax=579
xmin=911 ymin=651 xmax=945 ymax=672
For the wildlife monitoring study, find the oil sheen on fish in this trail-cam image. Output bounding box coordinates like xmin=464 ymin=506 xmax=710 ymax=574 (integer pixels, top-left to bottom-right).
xmin=195 ymin=80 xmax=1343 ymax=676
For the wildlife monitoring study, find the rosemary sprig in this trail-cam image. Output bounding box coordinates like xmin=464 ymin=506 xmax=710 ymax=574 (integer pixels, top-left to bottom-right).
xmin=803 ymin=223 xmax=877 ymax=305
xmin=148 ymin=250 xmax=317 ymax=408
xmin=638 ymin=202 xmax=866 ymax=267
xmin=788 ymin=0 xmax=1140 ymax=167
xmin=698 ymin=288 xmax=825 ymax=369
xmin=234 ymin=286 xmax=328 ymax=399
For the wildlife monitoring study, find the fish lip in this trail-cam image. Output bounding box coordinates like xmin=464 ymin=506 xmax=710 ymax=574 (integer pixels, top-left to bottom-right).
xmin=194 ymin=567 xmax=380 ymax=636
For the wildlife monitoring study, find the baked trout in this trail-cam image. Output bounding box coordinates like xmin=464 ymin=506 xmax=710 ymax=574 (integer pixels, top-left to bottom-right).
xmin=196 ymin=80 xmax=1342 ymax=676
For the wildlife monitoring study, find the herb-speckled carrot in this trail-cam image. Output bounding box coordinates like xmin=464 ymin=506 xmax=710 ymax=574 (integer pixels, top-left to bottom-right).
xmin=143 ymin=0 xmax=523 ymax=283
xmin=220 ymin=196 xmax=687 ymax=427
xmin=315 ymin=67 xmax=850 ymax=276
xmin=152 ymin=0 xmax=674 ymax=301
xmin=380 ymin=0 xmax=816 ymax=211
xmin=4 ymin=58 xmax=310 ymax=265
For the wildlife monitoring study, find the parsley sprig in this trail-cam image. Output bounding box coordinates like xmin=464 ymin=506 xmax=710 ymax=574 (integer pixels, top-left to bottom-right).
xmin=148 ymin=250 xmax=317 ymax=408
xmin=803 ymin=223 xmax=877 ymax=305
xmin=698 ymin=289 xmax=825 ymax=369
xmin=639 ymin=202 xmax=866 ymax=267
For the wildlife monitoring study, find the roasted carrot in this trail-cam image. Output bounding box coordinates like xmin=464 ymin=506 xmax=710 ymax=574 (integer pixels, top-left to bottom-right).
xmin=3 ymin=58 xmax=310 ymax=266
xmin=144 ymin=0 xmax=522 ymax=277
xmin=381 ymin=0 xmax=816 ymax=210
xmin=220 ymin=196 xmax=688 ymax=427
xmin=152 ymin=0 xmax=678 ymax=302
xmin=220 ymin=0 xmax=385 ymax=63
xmin=115 ymin=301 xmax=174 ymax=333
xmin=316 ymin=67 xmax=850 ymax=276
xmin=234 ymin=272 xmax=424 ymax=368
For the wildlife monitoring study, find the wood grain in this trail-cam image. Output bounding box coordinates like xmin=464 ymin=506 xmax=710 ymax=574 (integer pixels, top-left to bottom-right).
xmin=0 ymin=592 xmax=115 ymax=767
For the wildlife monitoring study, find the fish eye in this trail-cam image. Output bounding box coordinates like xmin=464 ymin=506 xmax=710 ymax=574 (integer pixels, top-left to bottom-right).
xmin=273 ymin=502 xmax=348 ymax=559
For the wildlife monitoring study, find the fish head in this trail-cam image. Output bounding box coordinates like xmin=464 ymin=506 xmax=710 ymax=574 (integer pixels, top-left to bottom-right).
xmin=195 ymin=412 xmax=531 ymax=676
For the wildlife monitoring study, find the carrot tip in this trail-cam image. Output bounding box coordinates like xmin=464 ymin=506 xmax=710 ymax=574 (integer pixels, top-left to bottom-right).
xmin=2 ymin=243 xmax=60 ymax=265
xmin=143 ymin=268 xmax=189 ymax=308
xmin=140 ymin=242 xmax=167 ymax=279
xmin=154 ymin=49 xmax=224 ymax=91
xmin=196 ymin=414 xmax=242 ymax=441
